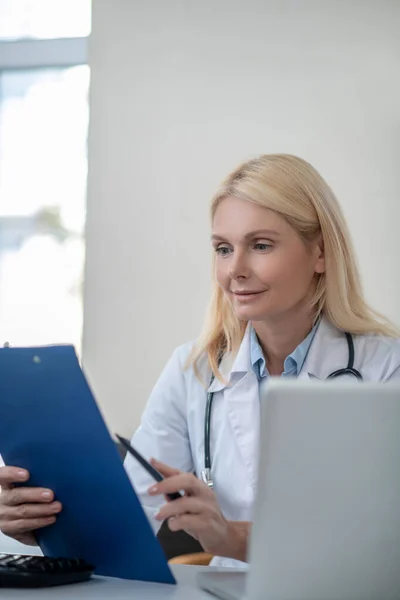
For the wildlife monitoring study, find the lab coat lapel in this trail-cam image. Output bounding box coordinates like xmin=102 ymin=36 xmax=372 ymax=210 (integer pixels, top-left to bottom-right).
xmin=301 ymin=317 xmax=348 ymax=380
xmin=223 ymin=325 xmax=260 ymax=491
xmin=224 ymin=372 xmax=260 ymax=491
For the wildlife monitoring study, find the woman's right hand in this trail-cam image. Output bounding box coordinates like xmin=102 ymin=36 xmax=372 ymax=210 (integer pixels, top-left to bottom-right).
xmin=0 ymin=466 xmax=62 ymax=546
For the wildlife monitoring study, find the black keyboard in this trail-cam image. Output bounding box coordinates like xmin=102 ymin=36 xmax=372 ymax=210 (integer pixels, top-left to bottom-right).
xmin=0 ymin=554 xmax=95 ymax=588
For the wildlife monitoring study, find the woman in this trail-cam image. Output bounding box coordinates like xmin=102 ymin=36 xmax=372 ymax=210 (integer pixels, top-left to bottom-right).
xmin=0 ymin=154 xmax=399 ymax=568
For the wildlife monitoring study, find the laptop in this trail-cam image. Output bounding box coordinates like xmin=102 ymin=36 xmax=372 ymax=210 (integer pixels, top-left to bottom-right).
xmin=197 ymin=379 xmax=400 ymax=600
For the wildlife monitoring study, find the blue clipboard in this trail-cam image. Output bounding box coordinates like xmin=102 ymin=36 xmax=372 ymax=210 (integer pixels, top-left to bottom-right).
xmin=0 ymin=345 xmax=175 ymax=585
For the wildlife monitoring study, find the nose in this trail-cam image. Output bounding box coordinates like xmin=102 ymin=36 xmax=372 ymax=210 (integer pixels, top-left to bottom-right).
xmin=228 ymin=249 xmax=250 ymax=281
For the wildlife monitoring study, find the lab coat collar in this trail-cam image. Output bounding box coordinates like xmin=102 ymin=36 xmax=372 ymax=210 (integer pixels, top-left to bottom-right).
xmin=207 ymin=323 xmax=252 ymax=394
xmin=207 ymin=316 xmax=346 ymax=392
xmin=298 ymin=316 xmax=346 ymax=381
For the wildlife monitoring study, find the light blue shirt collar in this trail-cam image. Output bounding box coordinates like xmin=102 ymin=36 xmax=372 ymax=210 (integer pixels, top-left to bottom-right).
xmin=250 ymin=321 xmax=320 ymax=380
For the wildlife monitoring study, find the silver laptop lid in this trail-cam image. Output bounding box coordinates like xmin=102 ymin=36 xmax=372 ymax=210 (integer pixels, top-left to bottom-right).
xmin=247 ymin=380 xmax=400 ymax=600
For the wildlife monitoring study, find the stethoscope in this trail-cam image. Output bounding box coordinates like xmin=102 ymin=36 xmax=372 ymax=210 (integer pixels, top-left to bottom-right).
xmin=201 ymin=331 xmax=362 ymax=489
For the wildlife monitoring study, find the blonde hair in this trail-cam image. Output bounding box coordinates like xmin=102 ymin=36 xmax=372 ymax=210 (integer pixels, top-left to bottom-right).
xmin=189 ymin=154 xmax=398 ymax=379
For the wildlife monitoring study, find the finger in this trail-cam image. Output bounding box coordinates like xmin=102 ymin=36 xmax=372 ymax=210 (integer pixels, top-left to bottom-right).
xmin=155 ymin=497 xmax=207 ymax=522
xmin=1 ymin=516 xmax=56 ymax=537
xmin=167 ymin=513 xmax=208 ymax=534
xmin=148 ymin=473 xmax=207 ymax=498
xmin=1 ymin=501 xmax=62 ymax=521
xmin=0 ymin=467 xmax=29 ymax=487
xmin=150 ymin=459 xmax=180 ymax=478
xmin=3 ymin=488 xmax=55 ymax=507
xmin=0 ymin=482 xmax=12 ymax=492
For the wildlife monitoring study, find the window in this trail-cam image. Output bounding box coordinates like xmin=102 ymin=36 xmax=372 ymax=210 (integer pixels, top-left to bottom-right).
xmin=0 ymin=0 xmax=91 ymax=40
xmin=0 ymin=1 xmax=90 ymax=352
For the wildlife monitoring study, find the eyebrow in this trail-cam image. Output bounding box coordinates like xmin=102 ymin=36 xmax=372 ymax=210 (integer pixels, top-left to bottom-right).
xmin=211 ymin=229 xmax=280 ymax=241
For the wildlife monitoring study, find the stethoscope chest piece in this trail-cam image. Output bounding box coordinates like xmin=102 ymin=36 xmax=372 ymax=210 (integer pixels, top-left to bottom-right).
xmin=201 ymin=468 xmax=214 ymax=489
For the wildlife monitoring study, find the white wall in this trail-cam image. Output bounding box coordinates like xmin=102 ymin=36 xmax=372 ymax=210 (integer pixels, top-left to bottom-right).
xmin=83 ymin=0 xmax=400 ymax=435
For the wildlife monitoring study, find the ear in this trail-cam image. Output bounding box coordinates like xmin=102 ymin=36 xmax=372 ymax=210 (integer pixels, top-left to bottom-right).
xmin=314 ymin=238 xmax=325 ymax=274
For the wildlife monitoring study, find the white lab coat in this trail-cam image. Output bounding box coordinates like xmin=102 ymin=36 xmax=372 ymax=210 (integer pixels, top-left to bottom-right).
xmin=124 ymin=317 xmax=400 ymax=568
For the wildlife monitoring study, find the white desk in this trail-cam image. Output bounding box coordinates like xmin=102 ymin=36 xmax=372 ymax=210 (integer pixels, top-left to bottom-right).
xmin=0 ymin=533 xmax=42 ymax=557
xmin=0 ymin=565 xmax=218 ymax=599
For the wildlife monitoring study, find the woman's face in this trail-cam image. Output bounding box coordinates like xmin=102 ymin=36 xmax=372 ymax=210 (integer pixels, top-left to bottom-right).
xmin=212 ymin=196 xmax=325 ymax=323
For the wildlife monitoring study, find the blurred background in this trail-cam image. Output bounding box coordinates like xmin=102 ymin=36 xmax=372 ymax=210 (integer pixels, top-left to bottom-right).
xmin=0 ymin=0 xmax=399 ymax=436
xmin=0 ymin=0 xmax=90 ymax=353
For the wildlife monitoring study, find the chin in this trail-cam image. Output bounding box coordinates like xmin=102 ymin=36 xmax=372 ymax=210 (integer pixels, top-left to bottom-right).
xmin=233 ymin=306 xmax=274 ymax=322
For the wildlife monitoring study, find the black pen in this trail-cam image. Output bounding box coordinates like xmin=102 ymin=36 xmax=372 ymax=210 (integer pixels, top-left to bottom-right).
xmin=116 ymin=434 xmax=182 ymax=501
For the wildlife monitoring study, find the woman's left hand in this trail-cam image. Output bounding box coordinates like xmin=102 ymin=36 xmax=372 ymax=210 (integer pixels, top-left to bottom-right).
xmin=148 ymin=459 xmax=237 ymax=558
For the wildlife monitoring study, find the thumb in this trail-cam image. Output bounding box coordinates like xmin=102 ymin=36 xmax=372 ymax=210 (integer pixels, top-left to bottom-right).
xmin=150 ymin=458 xmax=181 ymax=478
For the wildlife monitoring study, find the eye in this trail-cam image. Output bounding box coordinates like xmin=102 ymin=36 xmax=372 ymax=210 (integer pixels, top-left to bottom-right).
xmin=253 ymin=242 xmax=273 ymax=251
xmin=214 ymin=245 xmax=232 ymax=256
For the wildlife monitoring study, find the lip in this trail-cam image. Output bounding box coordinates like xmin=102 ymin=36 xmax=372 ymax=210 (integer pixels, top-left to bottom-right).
xmin=231 ymin=290 xmax=266 ymax=300
xmin=231 ymin=290 xmax=265 ymax=295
